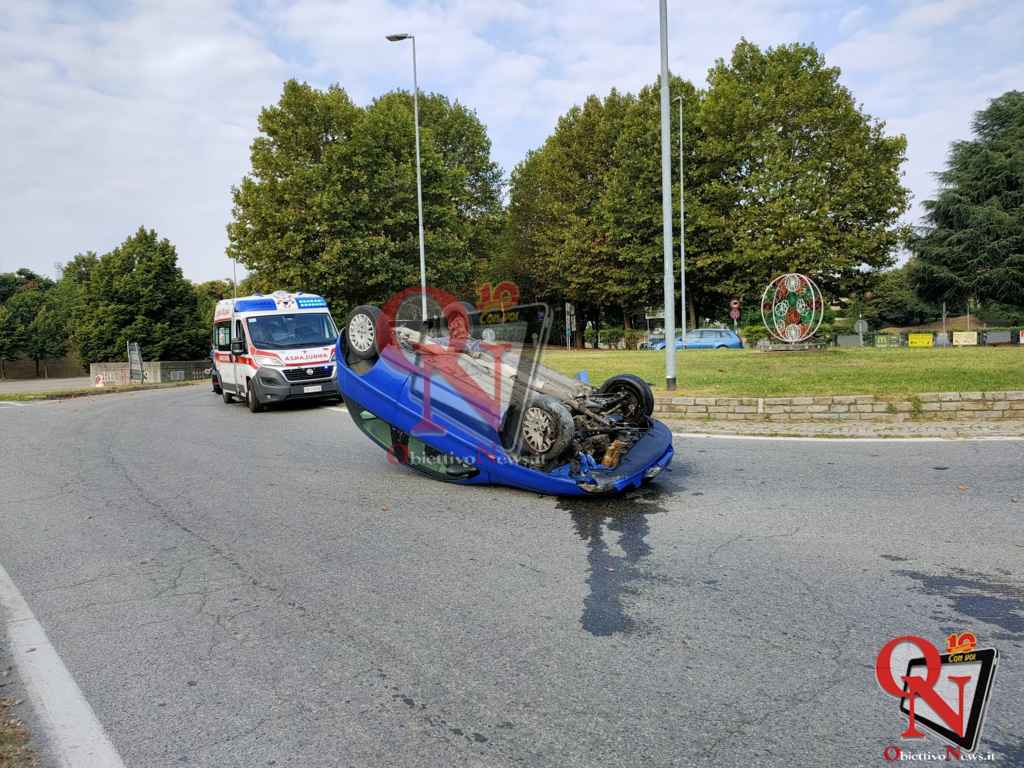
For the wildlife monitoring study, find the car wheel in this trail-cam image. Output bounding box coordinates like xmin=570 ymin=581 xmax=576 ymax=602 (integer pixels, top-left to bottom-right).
xmin=716 ymin=345 xmax=728 ymax=349
xmin=222 ymin=388 xmax=234 ymax=404
xmin=346 ymin=305 xmax=382 ymax=361
xmin=246 ymin=380 xmax=264 ymax=413
xmin=507 ymin=395 xmax=574 ymax=461
xmin=599 ymin=373 xmax=655 ymax=419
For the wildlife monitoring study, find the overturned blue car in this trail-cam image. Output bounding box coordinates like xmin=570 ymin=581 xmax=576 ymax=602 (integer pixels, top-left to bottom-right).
xmin=335 ymin=294 xmax=673 ymax=495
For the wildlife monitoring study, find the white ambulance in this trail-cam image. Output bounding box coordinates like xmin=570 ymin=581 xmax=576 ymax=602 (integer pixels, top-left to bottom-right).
xmin=212 ymin=291 xmax=340 ymax=412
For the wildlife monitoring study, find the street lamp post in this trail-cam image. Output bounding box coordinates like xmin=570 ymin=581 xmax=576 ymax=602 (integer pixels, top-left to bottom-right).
xmin=657 ymin=0 xmax=676 ymax=390
xmin=386 ymin=32 xmax=428 ymax=322
xmin=674 ymin=94 xmax=687 ymax=340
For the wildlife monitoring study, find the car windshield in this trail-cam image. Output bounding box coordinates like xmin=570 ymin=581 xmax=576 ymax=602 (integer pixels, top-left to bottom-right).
xmin=247 ymin=312 xmax=337 ymax=349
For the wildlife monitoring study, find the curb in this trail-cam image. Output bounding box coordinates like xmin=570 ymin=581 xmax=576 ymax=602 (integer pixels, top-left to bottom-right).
xmin=662 ymin=418 xmax=1024 ymax=440
xmin=0 ymin=380 xmax=205 ymax=402
xmin=654 ymin=390 xmax=1024 ymax=424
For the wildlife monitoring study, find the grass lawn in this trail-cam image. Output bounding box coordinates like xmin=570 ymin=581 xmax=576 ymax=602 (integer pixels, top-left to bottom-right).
xmin=539 ymin=347 xmax=1024 ymax=398
xmin=0 ymin=697 xmax=36 ymax=768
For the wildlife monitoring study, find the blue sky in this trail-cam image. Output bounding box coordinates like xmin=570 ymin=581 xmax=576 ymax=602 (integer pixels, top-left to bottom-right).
xmin=2 ymin=0 xmax=1021 ymax=282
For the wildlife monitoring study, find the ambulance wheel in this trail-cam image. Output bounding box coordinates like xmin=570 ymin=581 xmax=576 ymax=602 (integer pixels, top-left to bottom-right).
xmin=222 ymin=389 xmax=235 ymax=404
xmin=246 ymin=381 xmax=264 ymax=413
xmin=346 ymin=305 xmax=382 ymax=361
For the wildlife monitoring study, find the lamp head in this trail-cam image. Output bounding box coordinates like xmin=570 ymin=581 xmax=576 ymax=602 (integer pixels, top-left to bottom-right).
xmin=386 ymin=33 xmax=411 ymax=41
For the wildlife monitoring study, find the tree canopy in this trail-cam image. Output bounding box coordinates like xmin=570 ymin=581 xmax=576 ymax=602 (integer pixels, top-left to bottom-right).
xmin=76 ymin=227 xmax=207 ymax=362
xmin=909 ymin=90 xmax=1024 ymax=308
xmin=227 ymin=80 xmax=504 ymax=315
xmin=501 ymin=40 xmax=909 ymax=331
xmin=697 ymin=40 xmax=909 ymax=301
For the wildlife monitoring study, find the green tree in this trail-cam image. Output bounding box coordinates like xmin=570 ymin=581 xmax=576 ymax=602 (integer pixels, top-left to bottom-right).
xmin=227 ymin=80 xmax=503 ymax=315
xmin=909 ymin=91 xmax=1024 ymax=307
xmin=0 ymin=305 xmax=15 ymax=378
xmin=0 ymin=269 xmax=53 ymax=305
xmin=4 ymin=285 xmax=47 ymax=374
xmin=862 ymin=265 xmax=939 ymax=327
xmin=77 ymin=227 xmax=207 ymax=362
xmin=194 ymin=280 xmax=233 ymax=327
xmin=601 ymin=77 xmax=704 ymax=326
xmin=25 ymin=299 xmax=68 ymax=377
xmin=700 ymin=40 xmax=909 ymax=303
xmin=503 ymin=90 xmax=636 ymax=345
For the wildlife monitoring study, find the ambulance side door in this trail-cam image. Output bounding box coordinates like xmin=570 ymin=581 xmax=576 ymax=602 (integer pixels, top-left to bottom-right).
xmin=213 ymin=320 xmax=235 ymax=392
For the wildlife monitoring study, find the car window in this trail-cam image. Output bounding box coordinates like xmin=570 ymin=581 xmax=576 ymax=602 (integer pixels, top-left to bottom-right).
xmin=246 ymin=312 xmax=338 ymax=350
xmin=350 ymin=404 xmax=478 ymax=481
xmin=214 ymin=321 xmax=231 ymax=351
xmin=355 ymin=409 xmax=394 ymax=449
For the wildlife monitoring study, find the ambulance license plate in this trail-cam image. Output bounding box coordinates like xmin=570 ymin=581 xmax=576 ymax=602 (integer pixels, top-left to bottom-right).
xmin=303 ymin=385 xmax=323 ymax=393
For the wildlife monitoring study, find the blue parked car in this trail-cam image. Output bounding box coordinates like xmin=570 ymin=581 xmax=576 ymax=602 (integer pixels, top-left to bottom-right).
xmin=647 ymin=328 xmax=743 ymax=350
xmin=336 ymin=300 xmax=673 ymax=495
xmin=680 ymin=328 xmax=744 ymax=349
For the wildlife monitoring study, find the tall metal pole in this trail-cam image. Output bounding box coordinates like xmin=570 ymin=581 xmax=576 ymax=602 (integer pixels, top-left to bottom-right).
xmin=658 ymin=0 xmax=676 ymax=390
xmin=411 ymin=37 xmax=428 ymax=322
xmin=675 ymin=94 xmax=686 ymax=340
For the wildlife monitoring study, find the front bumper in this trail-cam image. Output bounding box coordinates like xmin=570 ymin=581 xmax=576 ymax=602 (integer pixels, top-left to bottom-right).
xmin=253 ymin=366 xmax=338 ymax=403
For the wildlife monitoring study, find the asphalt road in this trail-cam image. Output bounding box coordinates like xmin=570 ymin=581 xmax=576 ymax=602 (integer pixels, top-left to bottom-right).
xmin=1 ymin=388 xmax=1022 ymax=767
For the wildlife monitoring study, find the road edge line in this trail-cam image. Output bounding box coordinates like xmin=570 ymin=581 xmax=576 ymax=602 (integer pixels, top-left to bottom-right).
xmin=0 ymin=561 xmax=127 ymax=768
xmin=671 ymin=431 xmax=1024 ymax=443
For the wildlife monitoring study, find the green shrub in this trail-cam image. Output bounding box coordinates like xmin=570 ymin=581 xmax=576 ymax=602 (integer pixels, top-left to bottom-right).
xmin=602 ymin=328 xmax=624 ymax=348
xmin=623 ymin=329 xmax=645 ymax=350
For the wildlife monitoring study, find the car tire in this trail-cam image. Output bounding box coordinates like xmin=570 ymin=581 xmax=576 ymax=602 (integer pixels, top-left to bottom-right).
xmin=716 ymin=345 xmax=728 ymax=349
xmin=599 ymin=373 xmax=655 ymax=419
xmin=346 ymin=305 xmax=383 ymax=361
xmin=222 ymin=388 xmax=234 ymax=404
xmin=503 ymin=394 xmax=574 ymax=462
xmin=246 ymin=380 xmax=264 ymax=413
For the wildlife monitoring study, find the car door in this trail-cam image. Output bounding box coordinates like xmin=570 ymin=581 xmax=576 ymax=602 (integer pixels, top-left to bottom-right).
xmin=213 ymin=321 xmax=234 ymax=391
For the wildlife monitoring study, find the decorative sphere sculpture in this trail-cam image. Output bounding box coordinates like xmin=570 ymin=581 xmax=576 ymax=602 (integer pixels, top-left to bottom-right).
xmin=760 ymin=273 xmax=824 ymax=343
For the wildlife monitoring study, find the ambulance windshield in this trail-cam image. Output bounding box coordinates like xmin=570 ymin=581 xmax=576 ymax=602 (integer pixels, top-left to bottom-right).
xmin=247 ymin=313 xmax=338 ymax=350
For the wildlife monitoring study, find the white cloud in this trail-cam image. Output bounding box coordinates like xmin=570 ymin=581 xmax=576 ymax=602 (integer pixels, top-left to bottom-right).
xmin=826 ymin=0 xmax=1023 ymax=226
xmin=1 ymin=0 xmax=1020 ymax=281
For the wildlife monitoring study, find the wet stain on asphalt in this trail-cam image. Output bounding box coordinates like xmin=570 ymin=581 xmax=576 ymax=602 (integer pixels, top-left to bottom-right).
xmin=896 ymin=567 xmax=1024 ymax=638
xmin=880 ymin=554 xmax=909 ymax=562
xmin=556 ymin=476 xmax=680 ymax=637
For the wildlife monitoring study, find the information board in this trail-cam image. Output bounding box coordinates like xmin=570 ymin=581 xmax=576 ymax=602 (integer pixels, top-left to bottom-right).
xmin=952 ymin=331 xmax=978 ymax=346
xmin=908 ymin=333 xmax=934 ymax=348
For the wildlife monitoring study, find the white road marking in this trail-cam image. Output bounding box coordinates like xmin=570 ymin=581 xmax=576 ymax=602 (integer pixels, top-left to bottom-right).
xmin=671 ymin=431 xmax=1024 ymax=443
xmin=0 ymin=561 xmax=126 ymax=768
xmin=0 ymin=401 xmax=29 ymax=407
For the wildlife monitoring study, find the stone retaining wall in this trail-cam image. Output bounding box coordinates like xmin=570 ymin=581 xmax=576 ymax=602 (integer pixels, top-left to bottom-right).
xmin=90 ymin=361 xmax=210 ymax=386
xmin=653 ymin=391 xmax=1024 ymax=422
